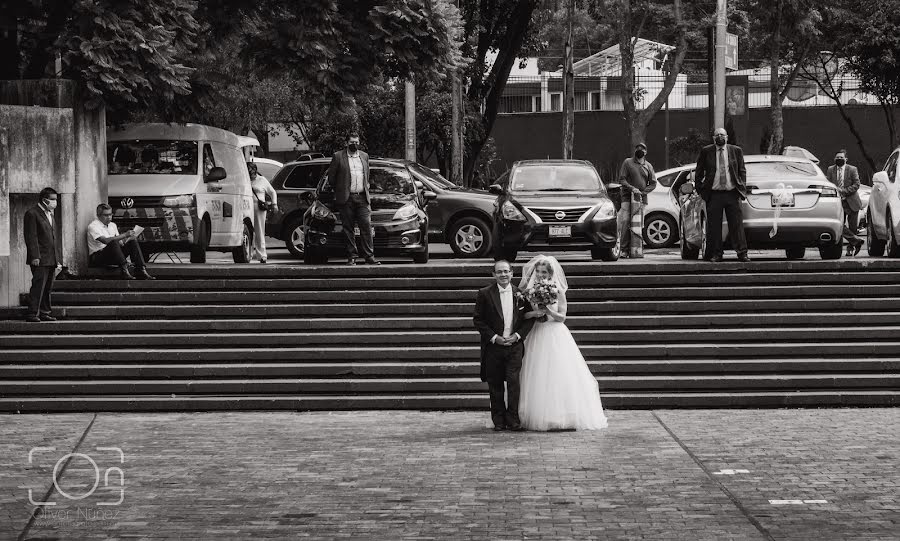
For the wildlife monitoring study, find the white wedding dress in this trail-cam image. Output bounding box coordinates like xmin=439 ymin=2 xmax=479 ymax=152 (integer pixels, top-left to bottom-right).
xmin=519 ymin=301 xmax=608 ymax=431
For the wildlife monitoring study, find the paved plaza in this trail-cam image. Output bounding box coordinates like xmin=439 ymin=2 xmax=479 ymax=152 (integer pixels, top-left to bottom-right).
xmin=0 ymin=408 xmax=897 ymax=540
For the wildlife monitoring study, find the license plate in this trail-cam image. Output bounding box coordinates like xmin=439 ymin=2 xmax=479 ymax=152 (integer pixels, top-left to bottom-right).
xmin=549 ymin=225 xmax=571 ymax=237
xmin=772 ymin=193 xmax=795 ymax=207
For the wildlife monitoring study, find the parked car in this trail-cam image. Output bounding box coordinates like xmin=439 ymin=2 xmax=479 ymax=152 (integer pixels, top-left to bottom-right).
xmin=782 ymin=145 xmax=820 ymax=164
xmin=491 ymin=160 xmax=619 ymax=261
xmin=642 ymin=165 xmax=688 ymax=248
xmin=673 ymin=155 xmax=845 ymax=260
xmin=265 ymin=159 xmax=330 ymax=257
xmin=406 ymin=163 xmax=497 ymax=258
xmin=303 ymin=159 xmax=434 ymax=264
xmin=866 ymin=148 xmax=900 ymax=256
xmin=248 ymin=157 xmax=283 ymax=182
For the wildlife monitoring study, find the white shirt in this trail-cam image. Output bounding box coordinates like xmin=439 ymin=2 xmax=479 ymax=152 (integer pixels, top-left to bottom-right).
xmin=40 ymin=202 xmax=54 ymax=228
xmin=251 ymin=175 xmax=277 ymax=207
xmin=87 ymin=219 xmax=119 ymax=255
xmin=348 ymin=153 xmax=364 ymax=193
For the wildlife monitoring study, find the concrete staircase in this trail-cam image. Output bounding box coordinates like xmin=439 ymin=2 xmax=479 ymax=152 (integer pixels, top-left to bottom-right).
xmin=1 ymin=260 xmax=899 ymax=412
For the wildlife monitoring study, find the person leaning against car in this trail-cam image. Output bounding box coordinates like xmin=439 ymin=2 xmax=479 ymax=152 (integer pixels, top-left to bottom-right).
xmin=694 ymin=128 xmax=750 ymax=262
xmin=326 ymin=133 xmax=380 ymax=266
xmin=826 ymin=149 xmax=863 ymax=256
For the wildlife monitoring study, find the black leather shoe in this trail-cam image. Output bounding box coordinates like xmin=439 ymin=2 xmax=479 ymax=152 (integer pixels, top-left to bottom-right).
xmin=737 ymin=254 xmax=751 ymax=262
xmin=346 ymin=258 xmax=357 ymax=266
xmin=39 ymin=315 xmax=57 ymax=322
xmin=364 ymin=258 xmax=381 ymax=265
xmin=25 ymin=316 xmax=41 ymax=323
xmin=136 ymin=269 xmax=156 ymax=280
xmin=709 ymin=255 xmax=723 ymax=263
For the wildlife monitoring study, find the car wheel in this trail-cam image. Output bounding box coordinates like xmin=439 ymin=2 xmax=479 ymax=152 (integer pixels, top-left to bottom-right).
xmin=680 ymin=220 xmax=700 ymax=260
xmin=785 ymin=246 xmax=805 ymax=260
xmin=448 ymin=217 xmax=492 ymax=258
xmin=887 ymin=212 xmax=900 ymax=258
xmin=868 ymin=211 xmax=886 ymax=257
xmin=699 ymin=216 xmax=708 ymax=259
xmin=643 ymin=213 xmax=678 ymax=248
xmin=593 ymin=236 xmax=621 ymax=261
xmin=284 ymin=217 xmax=305 ymax=258
xmin=232 ymin=222 xmax=252 ymax=263
xmin=818 ymin=241 xmax=843 ymax=260
xmin=189 ymin=216 xmax=209 ymax=263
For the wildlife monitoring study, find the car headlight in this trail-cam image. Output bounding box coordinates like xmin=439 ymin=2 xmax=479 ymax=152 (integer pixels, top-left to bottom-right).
xmin=501 ymin=200 xmax=526 ymax=221
xmin=312 ymin=201 xmax=335 ymax=221
xmin=592 ymin=200 xmax=616 ymax=221
xmin=393 ymin=203 xmax=419 ymax=221
xmin=162 ymin=194 xmax=194 ymax=207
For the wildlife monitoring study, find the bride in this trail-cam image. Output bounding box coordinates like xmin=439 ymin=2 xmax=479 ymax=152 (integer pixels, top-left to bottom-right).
xmin=518 ymin=255 xmax=608 ymax=431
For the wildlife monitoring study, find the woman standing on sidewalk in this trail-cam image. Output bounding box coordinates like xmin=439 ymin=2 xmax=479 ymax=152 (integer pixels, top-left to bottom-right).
xmin=248 ymin=162 xmax=278 ymax=263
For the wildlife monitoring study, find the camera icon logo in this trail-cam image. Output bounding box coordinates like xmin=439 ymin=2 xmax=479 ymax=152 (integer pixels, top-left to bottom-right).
xmin=27 ymin=447 xmax=125 ymax=507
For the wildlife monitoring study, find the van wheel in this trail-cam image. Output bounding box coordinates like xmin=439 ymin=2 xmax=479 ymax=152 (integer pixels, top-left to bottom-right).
xmin=284 ymin=217 xmax=305 ymax=258
xmin=190 ymin=217 xmax=209 ymax=263
xmin=232 ymin=223 xmax=252 ymax=263
xmin=868 ymin=212 xmax=886 ymax=256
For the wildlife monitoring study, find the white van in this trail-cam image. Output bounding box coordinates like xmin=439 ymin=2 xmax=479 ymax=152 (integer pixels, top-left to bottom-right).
xmin=107 ymin=123 xmax=255 ymax=263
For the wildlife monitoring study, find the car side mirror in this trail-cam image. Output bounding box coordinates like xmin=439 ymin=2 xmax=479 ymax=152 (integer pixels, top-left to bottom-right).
xmin=679 ymin=182 xmax=695 ymax=195
xmin=422 ymin=190 xmax=437 ymax=204
xmin=205 ymin=166 xmax=227 ymax=183
xmin=488 ymin=183 xmax=505 ymax=195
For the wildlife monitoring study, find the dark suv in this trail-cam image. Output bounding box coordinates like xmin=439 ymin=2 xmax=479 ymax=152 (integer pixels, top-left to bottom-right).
xmin=492 ymin=160 xmax=619 ymax=261
xmin=303 ymin=159 xmax=434 ymax=264
xmin=264 ymin=159 xmax=329 ymax=256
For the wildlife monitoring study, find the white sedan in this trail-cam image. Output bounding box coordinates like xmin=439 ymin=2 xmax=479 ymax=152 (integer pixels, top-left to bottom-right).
xmin=866 ymin=148 xmax=900 ymax=255
xmin=642 ymin=165 xmax=692 ymax=248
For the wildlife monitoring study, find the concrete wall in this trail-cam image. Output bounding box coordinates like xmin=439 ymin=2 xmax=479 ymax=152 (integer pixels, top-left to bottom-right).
xmin=0 ymin=80 xmax=105 ymax=312
xmin=491 ymin=105 xmax=895 ymax=182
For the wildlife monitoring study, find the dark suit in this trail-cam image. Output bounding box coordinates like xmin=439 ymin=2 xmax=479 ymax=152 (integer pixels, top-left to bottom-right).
xmin=694 ymin=143 xmax=748 ymax=258
xmin=826 ymin=164 xmax=863 ymax=248
xmin=473 ymin=283 xmax=536 ymax=428
xmin=326 ymin=149 xmax=373 ymax=259
xmin=23 ymin=204 xmax=60 ymax=318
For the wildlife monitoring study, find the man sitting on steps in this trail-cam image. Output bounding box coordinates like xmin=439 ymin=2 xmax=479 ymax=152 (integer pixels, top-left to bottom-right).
xmin=87 ymin=203 xmax=155 ymax=280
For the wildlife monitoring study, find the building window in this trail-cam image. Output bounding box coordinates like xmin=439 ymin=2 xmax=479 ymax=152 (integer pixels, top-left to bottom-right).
xmin=550 ymin=93 xmax=561 ymax=111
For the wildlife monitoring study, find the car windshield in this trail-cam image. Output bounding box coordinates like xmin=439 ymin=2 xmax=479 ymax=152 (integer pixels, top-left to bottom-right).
xmin=510 ymin=164 xmax=604 ymax=193
xmin=107 ymin=140 xmax=198 ymax=175
xmin=370 ymin=166 xmax=416 ymax=200
xmin=408 ymin=163 xmax=458 ymax=189
xmin=747 ymin=161 xmax=819 ymax=178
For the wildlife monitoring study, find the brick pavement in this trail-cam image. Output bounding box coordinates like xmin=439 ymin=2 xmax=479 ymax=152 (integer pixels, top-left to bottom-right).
xmin=0 ymin=409 xmax=897 ymax=540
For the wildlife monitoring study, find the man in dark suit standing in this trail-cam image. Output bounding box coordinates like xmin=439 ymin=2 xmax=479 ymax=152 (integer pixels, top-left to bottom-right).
xmin=826 ymin=149 xmax=864 ymax=256
xmin=473 ymin=260 xmax=536 ymax=431
xmin=694 ymin=128 xmax=750 ymax=262
xmin=23 ymin=187 xmax=61 ymax=322
xmin=326 ymin=133 xmax=379 ymax=266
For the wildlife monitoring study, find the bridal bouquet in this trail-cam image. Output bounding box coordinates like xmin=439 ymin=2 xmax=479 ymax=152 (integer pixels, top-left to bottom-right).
xmin=524 ymin=279 xmax=559 ymax=321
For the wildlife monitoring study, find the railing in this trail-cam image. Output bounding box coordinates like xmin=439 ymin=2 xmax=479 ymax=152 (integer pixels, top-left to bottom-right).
xmin=498 ymin=75 xmax=878 ymax=114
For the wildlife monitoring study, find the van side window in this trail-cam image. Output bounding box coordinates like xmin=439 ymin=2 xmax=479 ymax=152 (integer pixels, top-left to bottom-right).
xmin=886 ymin=152 xmax=899 ymax=183
xmin=203 ymin=144 xmax=216 ymax=177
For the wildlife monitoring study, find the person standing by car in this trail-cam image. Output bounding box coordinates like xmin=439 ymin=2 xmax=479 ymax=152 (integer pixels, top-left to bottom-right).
xmin=694 ymin=128 xmax=750 ymax=262
xmin=826 ymin=150 xmax=863 ymax=256
xmin=326 ymin=133 xmax=380 ymax=266
xmin=248 ymin=162 xmax=277 ymax=263
xmin=616 ymin=142 xmax=658 ymax=258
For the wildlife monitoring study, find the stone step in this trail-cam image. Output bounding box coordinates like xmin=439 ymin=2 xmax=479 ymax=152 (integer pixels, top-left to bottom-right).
xmin=3 ymin=373 xmax=899 ymax=395
xmin=50 ymin=271 xmax=900 ymax=291
xmin=2 ymin=358 xmax=897 ymax=379
xmin=4 ymin=312 xmax=900 ymax=334
xmin=6 ymin=342 xmax=900 ymax=362
xmin=3 ymin=326 xmax=900 ymax=348
xmin=47 ymin=298 xmax=900 ymax=319
xmin=47 ymin=284 xmax=900 ymax=305
xmin=2 ymin=390 xmax=898 ymax=412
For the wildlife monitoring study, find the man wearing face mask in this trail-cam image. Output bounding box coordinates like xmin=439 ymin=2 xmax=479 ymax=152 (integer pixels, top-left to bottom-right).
xmin=23 ymin=187 xmax=62 ymax=322
xmin=694 ymin=128 xmax=750 ymax=262
xmin=616 ymin=143 xmax=657 ymax=258
xmin=326 ymin=133 xmax=379 ymax=265
xmin=825 ymin=150 xmax=863 ymax=256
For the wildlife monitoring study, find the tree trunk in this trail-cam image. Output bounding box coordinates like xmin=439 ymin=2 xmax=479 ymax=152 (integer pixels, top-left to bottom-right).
xmin=766 ymin=0 xmax=785 ymax=155
xmin=562 ymin=0 xmax=575 ymax=159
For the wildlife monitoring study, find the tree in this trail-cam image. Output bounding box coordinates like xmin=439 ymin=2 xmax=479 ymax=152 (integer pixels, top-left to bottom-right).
xmin=738 ymin=0 xmax=822 ymax=154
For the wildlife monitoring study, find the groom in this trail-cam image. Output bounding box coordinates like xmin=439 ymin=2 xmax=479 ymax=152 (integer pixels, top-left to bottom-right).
xmin=473 ymin=260 xmax=536 ymax=432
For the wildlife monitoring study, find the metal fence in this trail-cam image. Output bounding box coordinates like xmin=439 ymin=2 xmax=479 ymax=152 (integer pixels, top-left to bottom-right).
xmin=498 ymin=74 xmax=877 ymax=114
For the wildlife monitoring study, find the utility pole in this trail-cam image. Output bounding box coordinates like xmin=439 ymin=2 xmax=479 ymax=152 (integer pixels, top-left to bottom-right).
xmin=451 ymin=72 xmax=464 ymax=185
xmin=405 ymin=80 xmax=416 ymax=161
xmin=707 ymin=27 xmax=715 ymax=137
xmin=562 ymin=0 xmax=575 ymax=159
xmin=715 ymin=0 xmax=727 ymax=130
